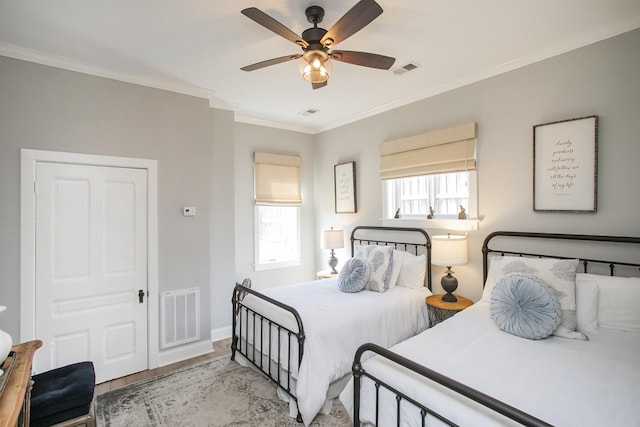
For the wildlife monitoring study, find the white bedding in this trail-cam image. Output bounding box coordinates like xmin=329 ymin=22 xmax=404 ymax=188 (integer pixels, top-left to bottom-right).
xmin=340 ymin=301 xmax=640 ymax=426
xmin=237 ymin=278 xmax=431 ymax=425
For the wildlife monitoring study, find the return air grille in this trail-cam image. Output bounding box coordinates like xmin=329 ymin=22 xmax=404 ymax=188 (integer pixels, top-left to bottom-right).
xmin=160 ymin=288 xmax=200 ymax=349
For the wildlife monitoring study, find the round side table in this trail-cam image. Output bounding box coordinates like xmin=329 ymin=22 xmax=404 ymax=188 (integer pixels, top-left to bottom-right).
xmin=317 ymin=270 xmax=338 ymax=279
xmin=425 ymin=294 xmax=473 ymax=326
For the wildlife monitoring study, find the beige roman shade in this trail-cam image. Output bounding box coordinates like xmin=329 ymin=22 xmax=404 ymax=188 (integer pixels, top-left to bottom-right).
xmin=380 ymin=122 xmax=477 ymax=180
xmin=254 ymin=152 xmax=302 ymax=205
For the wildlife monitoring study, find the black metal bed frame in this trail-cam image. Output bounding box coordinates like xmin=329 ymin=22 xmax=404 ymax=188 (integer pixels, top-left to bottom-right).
xmin=230 ymin=225 xmax=431 ymax=423
xmin=351 ymin=230 xmax=640 ymax=427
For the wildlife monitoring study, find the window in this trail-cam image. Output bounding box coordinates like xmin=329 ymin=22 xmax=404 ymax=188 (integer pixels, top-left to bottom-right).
xmin=255 ymin=205 xmax=300 ymax=270
xmin=385 ymin=171 xmax=476 ymax=219
xmin=253 ymin=152 xmax=302 ymax=270
xmin=379 ymin=122 xmax=478 ymax=220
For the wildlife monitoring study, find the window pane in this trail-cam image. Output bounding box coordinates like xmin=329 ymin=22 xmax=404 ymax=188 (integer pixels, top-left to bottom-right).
xmin=386 ymin=172 xmax=469 ymax=218
xmin=257 ymin=206 xmax=299 ymax=265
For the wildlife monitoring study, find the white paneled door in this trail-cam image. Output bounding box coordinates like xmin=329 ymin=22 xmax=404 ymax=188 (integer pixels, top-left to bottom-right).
xmin=34 ymin=162 xmax=148 ymax=383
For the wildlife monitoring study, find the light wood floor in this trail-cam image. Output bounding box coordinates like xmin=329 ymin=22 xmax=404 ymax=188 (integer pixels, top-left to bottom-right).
xmin=94 ymin=338 xmax=232 ymax=396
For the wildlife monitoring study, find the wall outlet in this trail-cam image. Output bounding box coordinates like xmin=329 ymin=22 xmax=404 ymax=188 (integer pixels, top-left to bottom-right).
xmin=183 ymin=206 xmax=196 ymax=217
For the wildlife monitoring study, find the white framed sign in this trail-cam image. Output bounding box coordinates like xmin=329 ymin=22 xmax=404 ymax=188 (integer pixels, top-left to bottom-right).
xmin=533 ymin=115 xmax=598 ymax=212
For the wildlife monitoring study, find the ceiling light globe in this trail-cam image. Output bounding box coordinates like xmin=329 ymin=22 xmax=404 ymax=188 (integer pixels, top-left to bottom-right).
xmin=300 ymin=51 xmax=331 ymax=84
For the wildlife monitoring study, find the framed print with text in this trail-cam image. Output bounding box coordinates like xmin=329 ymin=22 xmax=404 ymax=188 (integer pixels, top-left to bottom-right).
xmin=334 ymin=161 xmax=357 ymax=213
xmin=533 ymin=115 xmax=598 ymax=212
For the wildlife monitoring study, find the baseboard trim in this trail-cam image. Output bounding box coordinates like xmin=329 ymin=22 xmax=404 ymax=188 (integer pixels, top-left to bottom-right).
xmin=211 ymin=326 xmax=232 ymax=343
xmin=157 ymin=340 xmax=213 ymax=367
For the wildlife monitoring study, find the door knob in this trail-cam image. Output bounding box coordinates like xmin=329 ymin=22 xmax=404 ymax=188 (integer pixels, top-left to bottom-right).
xmin=138 ymin=289 xmax=145 ymax=303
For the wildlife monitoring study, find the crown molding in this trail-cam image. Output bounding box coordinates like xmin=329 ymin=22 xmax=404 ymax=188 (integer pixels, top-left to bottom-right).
xmin=208 ymin=98 xmax=235 ymax=111
xmin=234 ymin=114 xmax=315 ymax=134
xmin=0 ymin=42 xmax=217 ymax=101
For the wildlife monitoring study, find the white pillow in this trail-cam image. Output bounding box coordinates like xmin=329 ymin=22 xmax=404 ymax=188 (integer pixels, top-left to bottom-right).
xmin=481 ymin=254 xmax=502 ymax=302
xmin=397 ymin=253 xmax=426 ymax=289
xmin=482 ymin=255 xmax=586 ymax=340
xmin=581 ymin=273 xmax=640 ymax=333
xmin=354 ymin=245 xmax=394 ymax=293
xmin=575 ymin=274 xmax=599 ymax=334
xmin=387 ymin=250 xmax=406 ymax=290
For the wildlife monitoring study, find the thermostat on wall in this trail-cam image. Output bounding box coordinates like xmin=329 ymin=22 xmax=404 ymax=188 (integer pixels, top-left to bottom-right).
xmin=183 ymin=206 xmax=196 ymax=217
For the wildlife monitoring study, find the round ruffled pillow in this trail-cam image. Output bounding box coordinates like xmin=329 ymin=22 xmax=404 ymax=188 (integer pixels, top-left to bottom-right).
xmin=338 ymin=257 xmax=370 ymax=293
xmin=490 ymin=273 xmax=561 ymax=340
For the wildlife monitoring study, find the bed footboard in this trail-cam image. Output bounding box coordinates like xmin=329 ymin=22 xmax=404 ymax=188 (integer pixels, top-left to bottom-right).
xmin=231 ymin=283 xmax=305 ymax=422
xmin=351 ymin=343 xmax=552 ymax=427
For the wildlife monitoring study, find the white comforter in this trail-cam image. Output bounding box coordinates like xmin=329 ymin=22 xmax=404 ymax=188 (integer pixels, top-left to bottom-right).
xmin=340 ymin=301 xmax=640 ymax=426
xmin=238 ymin=278 xmax=431 ymax=425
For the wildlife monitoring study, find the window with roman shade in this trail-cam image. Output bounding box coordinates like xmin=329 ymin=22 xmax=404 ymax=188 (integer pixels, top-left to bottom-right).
xmin=254 ymin=152 xmax=302 ymax=205
xmin=379 ymin=122 xmax=477 ymax=180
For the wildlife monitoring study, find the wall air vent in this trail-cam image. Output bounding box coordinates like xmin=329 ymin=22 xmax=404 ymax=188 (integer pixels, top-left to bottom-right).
xmin=392 ymin=62 xmax=420 ymax=76
xmin=160 ymin=288 xmax=200 ymax=349
xmin=300 ymin=108 xmax=320 ymax=116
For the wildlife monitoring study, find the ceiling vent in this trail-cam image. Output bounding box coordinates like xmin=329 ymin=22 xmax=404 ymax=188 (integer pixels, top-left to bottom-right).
xmin=392 ymin=62 xmax=420 ymax=76
xmin=300 ymin=108 xmax=320 ymax=116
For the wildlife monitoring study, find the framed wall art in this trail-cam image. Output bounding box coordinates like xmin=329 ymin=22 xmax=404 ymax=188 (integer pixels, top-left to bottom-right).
xmin=334 ymin=161 xmax=357 ymax=213
xmin=533 ymin=115 xmax=598 ymax=212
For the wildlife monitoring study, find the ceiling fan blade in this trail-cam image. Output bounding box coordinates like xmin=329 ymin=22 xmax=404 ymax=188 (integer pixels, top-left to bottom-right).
xmin=312 ymin=81 xmax=327 ymax=90
xmin=242 ymin=7 xmax=308 ymax=48
xmin=331 ymin=50 xmax=395 ymax=69
xmin=241 ymin=54 xmax=302 ymax=72
xmin=320 ymin=0 xmax=383 ymax=47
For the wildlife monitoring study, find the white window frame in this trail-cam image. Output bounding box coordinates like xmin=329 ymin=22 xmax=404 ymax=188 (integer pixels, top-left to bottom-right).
xmin=384 ymin=170 xmax=478 ymax=220
xmin=254 ymin=205 xmax=301 ymax=271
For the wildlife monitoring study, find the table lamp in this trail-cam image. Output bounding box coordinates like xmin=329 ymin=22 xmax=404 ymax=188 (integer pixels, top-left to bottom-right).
xmin=431 ymin=234 xmax=468 ymax=302
xmin=321 ymin=227 xmax=344 ymax=274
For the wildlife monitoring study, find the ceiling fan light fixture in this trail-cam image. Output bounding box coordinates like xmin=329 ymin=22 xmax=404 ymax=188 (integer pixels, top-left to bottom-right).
xmin=241 ymin=1 xmax=394 ymax=87
xmin=300 ymin=50 xmax=331 ymax=83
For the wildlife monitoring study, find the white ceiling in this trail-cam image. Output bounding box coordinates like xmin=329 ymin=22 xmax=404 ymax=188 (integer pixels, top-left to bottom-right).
xmin=1 ymin=1 xmax=639 ymax=134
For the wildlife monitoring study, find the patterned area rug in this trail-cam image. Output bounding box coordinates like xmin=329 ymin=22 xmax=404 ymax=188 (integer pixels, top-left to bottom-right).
xmin=96 ymin=355 xmax=352 ymax=426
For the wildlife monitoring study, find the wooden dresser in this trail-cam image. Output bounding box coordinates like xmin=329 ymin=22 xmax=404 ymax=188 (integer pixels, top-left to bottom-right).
xmin=0 ymin=340 xmax=42 ymax=427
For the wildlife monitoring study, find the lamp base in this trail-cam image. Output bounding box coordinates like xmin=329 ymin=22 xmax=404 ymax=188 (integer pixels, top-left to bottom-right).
xmin=328 ymin=250 xmax=338 ymax=274
xmin=441 ymin=267 xmax=458 ymax=302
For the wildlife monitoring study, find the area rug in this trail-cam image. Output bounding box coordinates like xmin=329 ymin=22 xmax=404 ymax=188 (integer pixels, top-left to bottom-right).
xmin=96 ymin=355 xmax=352 ymax=426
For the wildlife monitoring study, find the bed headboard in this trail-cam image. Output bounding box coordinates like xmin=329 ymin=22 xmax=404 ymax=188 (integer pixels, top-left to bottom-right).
xmin=350 ymin=225 xmax=432 ymax=290
xmin=482 ymin=231 xmax=640 ymax=286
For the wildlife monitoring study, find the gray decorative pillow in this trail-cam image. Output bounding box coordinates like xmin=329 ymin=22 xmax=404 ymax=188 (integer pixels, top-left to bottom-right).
xmin=338 ymin=257 xmax=370 ymax=293
xmin=354 ymin=245 xmax=394 ymax=292
xmin=490 ymin=273 xmax=562 ymax=340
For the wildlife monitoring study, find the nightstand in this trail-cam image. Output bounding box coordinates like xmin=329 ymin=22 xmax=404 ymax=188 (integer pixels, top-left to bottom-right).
xmin=425 ymin=294 xmax=473 ymax=326
xmin=317 ymin=270 xmax=338 ymax=279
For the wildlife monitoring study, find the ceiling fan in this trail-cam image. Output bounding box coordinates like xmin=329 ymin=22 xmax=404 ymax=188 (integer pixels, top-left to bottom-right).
xmin=240 ymin=0 xmax=396 ymax=89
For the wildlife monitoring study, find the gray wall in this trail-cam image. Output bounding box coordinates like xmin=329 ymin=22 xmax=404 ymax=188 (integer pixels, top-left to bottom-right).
xmin=0 ymin=57 xmax=219 ymax=346
xmin=313 ymin=28 xmax=640 ymax=301
xmin=210 ymin=109 xmax=237 ymax=334
xmin=234 ymin=123 xmax=316 ymax=291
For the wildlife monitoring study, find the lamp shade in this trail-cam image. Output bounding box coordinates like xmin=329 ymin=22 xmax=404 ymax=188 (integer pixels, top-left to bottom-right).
xmin=321 ymin=228 xmax=344 ymax=250
xmin=431 ymin=234 xmax=468 ymax=266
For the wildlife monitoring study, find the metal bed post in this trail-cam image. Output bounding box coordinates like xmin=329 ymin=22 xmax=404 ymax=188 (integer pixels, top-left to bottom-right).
xmin=231 ymin=283 xmax=306 ymax=422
